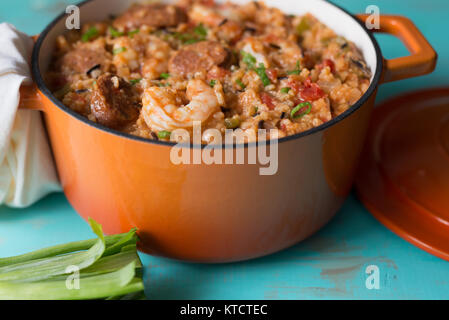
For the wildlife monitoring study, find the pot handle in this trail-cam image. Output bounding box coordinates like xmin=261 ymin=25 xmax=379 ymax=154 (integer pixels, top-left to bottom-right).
xmin=19 ymin=34 xmax=46 ymax=111
xmin=19 ymin=83 xmax=45 ymax=111
xmin=357 ymin=14 xmax=437 ymax=83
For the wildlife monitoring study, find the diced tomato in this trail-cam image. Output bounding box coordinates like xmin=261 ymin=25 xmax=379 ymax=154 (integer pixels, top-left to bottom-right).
xmin=260 ymin=92 xmax=275 ymax=110
xmin=266 ymin=68 xmax=278 ymax=82
xmin=315 ymin=59 xmax=336 ymax=73
xmin=299 ymin=78 xmax=325 ymax=101
xmin=200 ymin=0 xmax=215 ymax=7
xmin=322 ymin=59 xmax=335 ymax=73
xmin=265 ymin=34 xmax=280 ymax=43
xmin=287 ymin=78 xmax=301 ymax=93
xmin=288 ymin=77 xmax=325 ymax=102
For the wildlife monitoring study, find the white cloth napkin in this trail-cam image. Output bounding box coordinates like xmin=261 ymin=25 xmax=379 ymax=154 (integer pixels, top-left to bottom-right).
xmin=0 ymin=23 xmax=61 ymax=208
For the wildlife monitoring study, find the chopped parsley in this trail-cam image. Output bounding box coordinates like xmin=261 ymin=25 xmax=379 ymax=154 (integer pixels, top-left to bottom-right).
xmin=280 ymin=87 xmax=291 ymax=94
xmin=160 ymin=73 xmax=170 ymax=80
xmin=287 ymin=61 xmax=302 ymax=75
xmin=108 ymin=26 xmax=124 ymax=38
xmin=296 ymin=17 xmax=310 ymax=36
xmin=235 ymin=78 xmax=246 ymax=89
xmin=224 ymin=117 xmax=241 ymax=129
xmin=81 ymin=27 xmax=99 ymax=42
xmin=130 ymin=78 xmax=142 ymax=85
xmin=194 ymin=23 xmax=208 ymax=38
xmin=174 ymin=24 xmax=208 ymax=45
xmin=255 ymin=63 xmax=271 ymax=86
xmin=291 ymin=102 xmax=312 ymax=119
xmin=173 ymin=32 xmax=199 ymax=44
xmin=241 ymin=50 xmax=257 ymax=69
xmin=209 ymin=79 xmax=217 ymax=87
xmin=184 ymin=38 xmax=200 ymax=45
xmin=113 ymin=47 xmax=127 ymax=55
xmin=157 ymin=131 xmax=172 ymax=139
xmin=240 ymin=51 xmax=271 ymax=86
xmin=128 ymin=29 xmax=140 ymax=37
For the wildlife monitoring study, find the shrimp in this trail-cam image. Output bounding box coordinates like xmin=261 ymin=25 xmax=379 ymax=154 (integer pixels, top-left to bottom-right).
xmin=189 ymin=3 xmax=239 ymax=26
xmin=189 ymin=4 xmax=243 ymax=43
xmin=189 ymin=3 xmax=222 ymax=26
xmin=142 ymin=79 xmax=220 ymax=132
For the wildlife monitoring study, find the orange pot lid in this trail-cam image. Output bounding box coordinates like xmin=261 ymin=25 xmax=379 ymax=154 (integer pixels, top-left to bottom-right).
xmin=356 ymin=87 xmax=449 ymax=261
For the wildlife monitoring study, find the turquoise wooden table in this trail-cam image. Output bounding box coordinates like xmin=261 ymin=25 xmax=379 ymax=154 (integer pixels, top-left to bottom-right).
xmin=1 ymin=0 xmax=448 ymax=300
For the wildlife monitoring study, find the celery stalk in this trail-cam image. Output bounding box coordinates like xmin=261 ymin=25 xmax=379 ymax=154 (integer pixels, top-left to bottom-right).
xmin=84 ymin=250 xmax=142 ymax=273
xmin=0 ymin=220 xmax=105 ymax=282
xmin=0 ymin=262 xmax=141 ymax=300
xmin=102 ymin=228 xmax=138 ymax=257
xmin=0 ymin=225 xmax=138 ymax=267
xmin=0 ymin=218 xmax=146 ymax=300
xmin=0 ymin=234 xmax=123 ymax=268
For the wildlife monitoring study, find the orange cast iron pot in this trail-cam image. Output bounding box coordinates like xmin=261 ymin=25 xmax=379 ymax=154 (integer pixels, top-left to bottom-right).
xmin=19 ymin=0 xmax=436 ymax=262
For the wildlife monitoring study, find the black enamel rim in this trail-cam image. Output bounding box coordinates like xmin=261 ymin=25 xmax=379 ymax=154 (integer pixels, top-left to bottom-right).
xmin=31 ymin=0 xmax=383 ymax=149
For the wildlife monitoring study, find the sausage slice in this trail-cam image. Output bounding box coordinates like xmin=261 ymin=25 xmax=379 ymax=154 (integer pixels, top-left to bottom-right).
xmin=169 ymin=41 xmax=230 ymax=78
xmin=61 ymin=44 xmax=109 ymax=75
xmin=90 ymin=74 xmax=140 ymax=129
xmin=113 ymin=4 xmax=188 ymax=31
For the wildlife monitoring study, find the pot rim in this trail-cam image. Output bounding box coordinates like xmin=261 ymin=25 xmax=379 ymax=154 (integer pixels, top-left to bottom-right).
xmin=31 ymin=0 xmax=383 ymax=149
